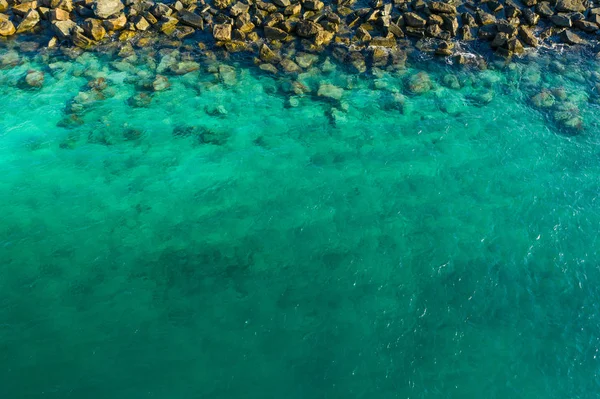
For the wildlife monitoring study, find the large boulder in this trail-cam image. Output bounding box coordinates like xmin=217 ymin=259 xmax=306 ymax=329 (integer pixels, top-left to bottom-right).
xmin=103 ymin=13 xmax=126 ymax=30
xmin=556 ymin=0 xmax=586 ymax=12
xmin=0 ymin=17 xmax=15 ymax=36
xmin=51 ymin=19 xmax=76 ymax=39
xmin=16 ymin=9 xmax=40 ymax=33
xmin=82 ymin=18 xmax=106 ymax=40
xmin=179 ymin=10 xmax=203 ymax=29
xmin=0 ymin=0 xmax=8 ymax=12
xmin=213 ymin=23 xmax=232 ymax=41
xmin=92 ymin=0 xmax=124 ymax=19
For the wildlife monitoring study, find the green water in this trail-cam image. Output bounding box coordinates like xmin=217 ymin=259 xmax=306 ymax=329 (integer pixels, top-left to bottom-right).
xmin=1 ymin=42 xmax=600 ymax=398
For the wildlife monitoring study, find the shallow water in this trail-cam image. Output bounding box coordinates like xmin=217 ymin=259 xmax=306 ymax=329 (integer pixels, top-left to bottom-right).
xmin=1 ymin=42 xmax=600 ymax=398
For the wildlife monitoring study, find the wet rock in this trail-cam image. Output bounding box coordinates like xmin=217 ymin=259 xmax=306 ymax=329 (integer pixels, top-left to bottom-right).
xmin=318 ymin=83 xmax=343 ymax=100
xmin=573 ymin=19 xmax=598 ymax=32
xmin=51 ymin=0 xmax=73 ymax=12
xmin=295 ymin=52 xmax=318 ymax=68
xmin=50 ymin=8 xmax=71 ymax=21
xmin=442 ymin=73 xmax=460 ymax=89
xmin=264 ymin=26 xmax=289 ymax=40
xmin=218 ymin=64 xmax=237 ymax=86
xmin=12 ymin=2 xmax=36 ymax=17
xmin=404 ymin=12 xmax=426 ymax=27
xmin=171 ymin=61 xmax=200 ymax=74
xmin=551 ymin=14 xmax=572 ymax=27
xmin=296 ymin=19 xmax=321 ymax=37
xmin=280 ymin=58 xmax=301 ymax=73
xmin=24 ymin=70 xmax=44 ymax=88
xmin=556 ymin=0 xmax=586 ymax=13
xmin=561 ymin=29 xmax=585 ymax=44
xmin=0 ymin=0 xmax=7 ymax=12
xmin=346 ymin=51 xmax=366 ymax=73
xmin=82 ymin=18 xmax=106 ymax=40
xmin=128 ymin=92 xmax=152 ymax=107
xmin=536 ymin=2 xmax=554 ymax=18
xmin=179 ymin=10 xmax=203 ymax=29
xmin=523 ymin=9 xmax=540 ymax=25
xmin=213 ymin=23 xmax=232 ymax=41
xmin=0 ymin=17 xmax=15 ymax=36
xmin=407 ymin=72 xmax=432 ymax=94
xmin=429 ymin=2 xmax=457 ymax=15
xmin=304 ymin=0 xmax=324 ymax=11
xmin=531 ymin=90 xmax=555 ymax=108
xmin=259 ymin=63 xmax=278 ymax=74
xmin=519 ymin=26 xmax=539 ymax=46
xmin=51 ymin=19 xmax=76 ymax=39
xmin=150 ymin=3 xmax=171 ymax=19
xmin=230 ymin=2 xmax=249 ymax=17
xmin=16 ymin=9 xmax=40 ymax=33
xmin=104 ymin=13 xmax=126 ymax=30
xmin=314 ymin=30 xmax=334 ymax=46
xmin=133 ymin=15 xmax=150 ymax=31
xmin=476 ymin=10 xmax=496 ymax=26
xmin=152 ymin=75 xmax=170 ymax=91
xmin=370 ymin=47 xmax=388 ymax=66
xmin=492 ymin=32 xmax=509 ymax=48
xmin=93 ymin=0 xmax=124 ymax=19
xmin=259 ymin=43 xmax=278 ymax=62
xmin=72 ymin=31 xmax=96 ymax=48
xmin=273 ymin=0 xmax=290 ymax=7
xmin=435 ymin=40 xmax=453 ymax=56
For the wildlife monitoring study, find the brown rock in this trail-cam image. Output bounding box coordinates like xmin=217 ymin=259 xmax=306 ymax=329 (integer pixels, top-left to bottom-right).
xmin=150 ymin=3 xmax=172 ymax=18
xmin=50 ymin=0 xmax=73 ymax=11
xmin=213 ymin=23 xmax=232 ymax=41
xmin=133 ymin=15 xmax=150 ymax=31
xmin=556 ymin=0 xmax=585 ymax=13
xmin=0 ymin=18 xmax=15 ymax=36
xmin=82 ymin=18 xmax=106 ymax=40
xmin=273 ymin=0 xmax=290 ymax=6
xmin=230 ymin=2 xmax=249 ymax=17
xmin=314 ymin=29 xmax=333 ymax=45
xmin=179 ymin=10 xmax=203 ymax=29
xmin=159 ymin=16 xmax=179 ymax=35
xmin=296 ymin=19 xmax=321 ymax=36
xmin=429 ymin=2 xmax=456 ymax=15
xmin=12 ymin=1 xmax=37 ymax=17
xmin=0 ymin=0 xmax=7 ymax=12
xmin=304 ymin=0 xmax=324 ymax=11
xmin=284 ymin=3 xmax=301 ymax=15
xmin=72 ymin=30 xmax=95 ymax=48
xmin=51 ymin=19 xmax=76 ymax=38
xmin=387 ymin=22 xmax=404 ymax=37
xmin=50 ymin=8 xmax=70 ymax=21
xmin=16 ymin=9 xmax=40 ymax=33
xmin=518 ymin=26 xmax=539 ymax=46
xmin=370 ymin=33 xmax=396 ymax=47
xmin=103 ymin=13 xmax=126 ymax=30
xmin=259 ymin=43 xmax=278 ymax=62
xmin=93 ymin=0 xmax=124 ymax=19
xmin=264 ymin=25 xmax=289 ymax=40
xmin=404 ymin=12 xmax=426 ymax=27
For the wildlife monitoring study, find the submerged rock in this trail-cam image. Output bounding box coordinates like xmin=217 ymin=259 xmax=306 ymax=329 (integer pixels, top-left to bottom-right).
xmin=24 ymin=70 xmax=44 ymax=88
xmin=0 ymin=16 xmax=15 ymax=36
xmin=317 ymin=83 xmax=344 ymax=100
xmin=152 ymin=75 xmax=170 ymax=91
xmin=407 ymin=72 xmax=432 ymax=94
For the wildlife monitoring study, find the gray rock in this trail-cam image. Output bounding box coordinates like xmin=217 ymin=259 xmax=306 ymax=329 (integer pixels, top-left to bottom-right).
xmin=556 ymin=0 xmax=586 ymax=13
xmin=264 ymin=25 xmax=289 ymax=40
xmin=404 ymin=12 xmax=426 ymax=27
xmin=429 ymin=2 xmax=456 ymax=15
xmin=179 ymin=10 xmax=203 ymax=29
xmin=561 ymin=28 xmax=585 ymax=44
xmin=51 ymin=19 xmax=77 ymax=39
xmin=551 ymin=14 xmax=572 ymax=27
xmin=407 ymin=72 xmax=432 ymax=94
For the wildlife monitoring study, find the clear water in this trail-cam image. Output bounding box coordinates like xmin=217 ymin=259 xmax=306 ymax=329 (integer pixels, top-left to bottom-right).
xmin=1 ymin=41 xmax=600 ymax=398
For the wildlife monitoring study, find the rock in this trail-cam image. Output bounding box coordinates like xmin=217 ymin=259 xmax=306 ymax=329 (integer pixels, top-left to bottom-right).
xmin=159 ymin=16 xmax=178 ymax=35
xmin=93 ymin=0 xmax=124 ymax=19
xmin=573 ymin=19 xmax=598 ymax=32
xmin=0 ymin=17 xmax=15 ymax=36
xmin=314 ymin=30 xmax=334 ymax=46
xmin=284 ymin=3 xmax=301 ymax=15
xmin=561 ymin=29 xmax=585 ymax=44
xmin=259 ymin=63 xmax=278 ymax=74
xmin=442 ymin=73 xmax=460 ymax=89
xmin=24 ymin=70 xmax=44 ymax=88
xmin=556 ymin=0 xmax=585 ymax=12
xmin=404 ymin=12 xmax=426 ymax=27
xmin=318 ymin=83 xmax=343 ymax=100
xmin=491 ymin=32 xmax=508 ymax=48
xmin=346 ymin=51 xmax=366 ymax=73
xmin=531 ymin=90 xmax=555 ymax=108
xmin=536 ymin=2 xmax=554 ymax=18
xmin=295 ymin=52 xmax=318 ymax=68
xmin=50 ymin=8 xmax=70 ymax=21
xmin=304 ymin=0 xmax=324 ymax=11
xmin=214 ymin=0 xmax=233 ymax=9
xmin=12 ymin=2 xmax=37 ymax=17
xmin=280 ymin=58 xmax=301 ymax=73
xmin=128 ymin=92 xmax=152 ymax=108
xmin=150 ymin=3 xmax=172 ymax=18
xmin=370 ymin=47 xmax=388 ymax=66
xmin=16 ymin=9 xmax=40 ymax=33
xmin=551 ymin=14 xmax=572 ymax=27
xmin=152 ymin=75 xmax=170 ymax=91
xmin=230 ymin=2 xmax=249 ymax=17
xmin=435 ymin=40 xmax=453 ymax=56
xmin=505 ymin=37 xmax=524 ymax=54
xmin=82 ymin=18 xmax=106 ymax=40
xmin=218 ymin=64 xmax=237 ymax=86
xmin=429 ymin=2 xmax=456 ymax=14
xmin=179 ymin=10 xmax=203 ymax=29
xmin=133 ymin=15 xmax=150 ymax=31
xmin=50 ymin=0 xmax=73 ymax=11
xmin=259 ymin=43 xmax=278 ymax=62
xmin=103 ymin=13 xmax=126 ymax=30
xmin=296 ymin=20 xmax=322 ymax=37
xmin=407 ymin=72 xmax=432 ymax=94
xmin=476 ymin=10 xmax=496 ymax=25
xmin=0 ymin=0 xmax=7 ymax=12
xmin=273 ymin=0 xmax=290 ymax=6
xmin=213 ymin=23 xmax=232 ymax=41
xmin=519 ymin=26 xmax=539 ymax=46
xmin=51 ymin=19 xmax=76 ymax=39
xmin=72 ymin=31 xmax=95 ymax=48
xmin=171 ymin=61 xmax=200 ymax=75
xmin=523 ymin=9 xmax=539 ymax=25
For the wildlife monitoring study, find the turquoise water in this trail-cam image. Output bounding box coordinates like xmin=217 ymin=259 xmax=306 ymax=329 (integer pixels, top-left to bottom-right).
xmin=2 ymin=41 xmax=600 ymax=398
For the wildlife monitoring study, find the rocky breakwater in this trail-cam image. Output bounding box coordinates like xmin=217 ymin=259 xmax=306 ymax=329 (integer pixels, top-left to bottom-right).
xmin=1 ymin=0 xmax=600 ymax=70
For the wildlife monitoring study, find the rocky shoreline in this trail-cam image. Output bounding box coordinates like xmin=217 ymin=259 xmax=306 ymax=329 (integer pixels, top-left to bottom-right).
xmin=1 ymin=0 xmax=600 ymax=71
